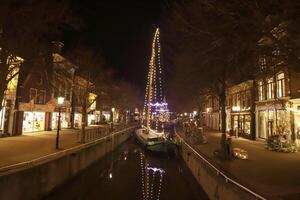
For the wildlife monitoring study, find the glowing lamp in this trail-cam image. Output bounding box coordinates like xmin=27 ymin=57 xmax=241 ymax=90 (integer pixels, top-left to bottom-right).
xmin=232 ymin=106 xmax=241 ymax=111
xmin=57 ymin=97 xmax=65 ymax=105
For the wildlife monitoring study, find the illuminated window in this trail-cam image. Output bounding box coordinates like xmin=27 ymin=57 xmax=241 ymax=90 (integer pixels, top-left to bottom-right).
xmin=258 ymin=81 xmax=264 ymax=101
xmin=259 ymin=56 xmax=267 ymax=71
xmin=267 ymin=77 xmax=274 ymax=99
xmin=272 ymin=49 xmax=280 ymax=56
xmin=276 ymin=73 xmax=285 ymax=98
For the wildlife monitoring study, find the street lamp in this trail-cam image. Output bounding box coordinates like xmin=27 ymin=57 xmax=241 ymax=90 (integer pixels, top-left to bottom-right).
xmin=56 ymin=96 xmax=64 ymax=149
xmin=111 ymin=107 xmax=115 ymax=131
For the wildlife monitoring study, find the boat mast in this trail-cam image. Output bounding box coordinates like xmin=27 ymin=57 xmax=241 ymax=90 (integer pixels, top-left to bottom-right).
xmin=143 ymin=28 xmax=159 ymax=129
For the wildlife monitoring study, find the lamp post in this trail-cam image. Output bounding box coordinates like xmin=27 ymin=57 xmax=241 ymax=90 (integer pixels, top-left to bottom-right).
xmin=56 ymin=96 xmax=64 ymax=149
xmin=111 ymin=107 xmax=115 ymax=132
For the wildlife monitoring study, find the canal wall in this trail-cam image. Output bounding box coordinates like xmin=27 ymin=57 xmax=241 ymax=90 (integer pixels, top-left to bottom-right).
xmin=179 ymin=138 xmax=265 ymax=200
xmin=0 ymin=126 xmax=135 ymax=200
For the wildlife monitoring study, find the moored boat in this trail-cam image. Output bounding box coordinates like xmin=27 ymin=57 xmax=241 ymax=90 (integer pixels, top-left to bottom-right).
xmin=135 ymin=127 xmax=165 ymax=152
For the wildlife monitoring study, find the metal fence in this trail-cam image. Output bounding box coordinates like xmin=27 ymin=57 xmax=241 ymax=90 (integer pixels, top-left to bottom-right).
xmin=82 ymin=127 xmax=108 ymax=142
xmin=176 ymin=133 xmax=267 ymax=200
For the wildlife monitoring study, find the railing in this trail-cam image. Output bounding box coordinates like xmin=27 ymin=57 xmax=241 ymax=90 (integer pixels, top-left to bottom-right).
xmin=82 ymin=127 xmax=109 ymax=142
xmin=176 ymin=133 xmax=267 ymax=200
xmin=0 ymin=126 xmax=136 ymax=176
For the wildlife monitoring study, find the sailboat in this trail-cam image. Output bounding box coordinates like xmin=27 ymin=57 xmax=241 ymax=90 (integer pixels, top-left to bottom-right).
xmin=135 ymin=28 xmax=173 ymax=153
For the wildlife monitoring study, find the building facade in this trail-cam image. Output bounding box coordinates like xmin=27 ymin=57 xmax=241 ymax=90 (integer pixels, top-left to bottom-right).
xmin=226 ymin=80 xmax=256 ymax=140
xmin=0 ymin=56 xmax=23 ymax=136
xmin=255 ymin=65 xmax=300 ymax=144
xmin=203 ymin=95 xmax=220 ymax=131
xmin=13 ymin=53 xmax=76 ymax=135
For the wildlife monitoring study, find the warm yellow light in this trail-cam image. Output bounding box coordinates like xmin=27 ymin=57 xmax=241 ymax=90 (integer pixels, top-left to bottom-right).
xmin=57 ymin=97 xmax=65 ymax=105
xmin=111 ymin=107 xmax=115 ymax=112
xmin=232 ymin=106 xmax=241 ymax=111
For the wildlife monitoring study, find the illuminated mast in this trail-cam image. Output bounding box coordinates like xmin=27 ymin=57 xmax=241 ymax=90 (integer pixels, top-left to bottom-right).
xmin=142 ymin=28 xmax=169 ymax=130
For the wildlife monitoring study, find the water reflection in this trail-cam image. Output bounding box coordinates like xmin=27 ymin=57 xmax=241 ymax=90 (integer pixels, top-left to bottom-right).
xmin=140 ymin=152 xmax=165 ymax=200
xmin=44 ymin=138 xmax=208 ymax=200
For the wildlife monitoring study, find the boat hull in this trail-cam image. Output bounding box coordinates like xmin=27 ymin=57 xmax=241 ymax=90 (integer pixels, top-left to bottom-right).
xmin=135 ymin=128 xmax=165 ymax=153
xmin=135 ymin=128 xmax=178 ymax=154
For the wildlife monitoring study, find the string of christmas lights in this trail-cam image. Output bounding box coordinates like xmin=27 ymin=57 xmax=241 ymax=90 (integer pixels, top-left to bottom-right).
xmin=142 ymin=28 xmax=170 ymax=131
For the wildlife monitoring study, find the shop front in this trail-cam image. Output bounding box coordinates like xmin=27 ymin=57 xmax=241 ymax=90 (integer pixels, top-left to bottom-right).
xmin=289 ymin=99 xmax=300 ymax=145
xmin=102 ymin=111 xmax=111 ymax=122
xmin=0 ymin=102 xmax=6 ymax=134
xmin=74 ymin=113 xmax=82 ymax=128
xmin=19 ymin=102 xmax=54 ymax=134
xmin=23 ymin=111 xmax=46 ymax=133
xmin=256 ymin=101 xmax=291 ymax=140
xmin=87 ymin=111 xmax=101 ymax=125
xmin=51 ymin=112 xmax=71 ymax=130
xmin=231 ymin=113 xmax=251 ymax=138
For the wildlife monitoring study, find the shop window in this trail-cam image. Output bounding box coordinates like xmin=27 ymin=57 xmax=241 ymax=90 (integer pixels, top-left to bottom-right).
xmin=29 ymin=88 xmax=37 ymax=102
xmin=267 ymin=78 xmax=274 ymax=99
xmin=276 ymin=73 xmax=285 ymax=98
xmin=36 ymin=90 xmax=46 ymax=104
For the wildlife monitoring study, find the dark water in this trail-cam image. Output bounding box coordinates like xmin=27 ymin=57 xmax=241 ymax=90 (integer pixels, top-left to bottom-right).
xmin=44 ymin=136 xmax=208 ymax=200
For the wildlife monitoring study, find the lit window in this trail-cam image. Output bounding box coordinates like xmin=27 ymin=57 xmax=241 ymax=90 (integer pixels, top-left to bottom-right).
xmin=276 ymin=73 xmax=285 ymax=98
xmin=259 ymin=56 xmax=267 ymax=71
xmin=272 ymin=49 xmax=280 ymax=56
xmin=258 ymin=81 xmax=264 ymax=101
xmin=267 ymin=77 xmax=274 ymax=99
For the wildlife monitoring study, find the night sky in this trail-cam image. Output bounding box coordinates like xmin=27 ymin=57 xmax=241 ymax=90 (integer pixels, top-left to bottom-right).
xmin=65 ymin=0 xmax=166 ymax=89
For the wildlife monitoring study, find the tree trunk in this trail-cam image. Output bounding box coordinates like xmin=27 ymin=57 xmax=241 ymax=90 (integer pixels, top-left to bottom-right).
xmin=220 ymin=83 xmax=227 ymax=134
xmin=250 ymin=80 xmax=256 ymax=140
xmin=0 ymin=48 xmax=10 ymax=111
xmin=81 ymin=100 xmax=87 ymax=143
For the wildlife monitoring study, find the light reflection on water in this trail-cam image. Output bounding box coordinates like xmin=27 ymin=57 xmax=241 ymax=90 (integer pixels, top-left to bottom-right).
xmin=44 ymin=138 xmax=208 ymax=200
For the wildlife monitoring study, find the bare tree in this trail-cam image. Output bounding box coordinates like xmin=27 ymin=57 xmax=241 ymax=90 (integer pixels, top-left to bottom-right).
xmin=0 ymin=0 xmax=80 ymax=110
xmin=164 ymin=0 xmax=300 ymax=133
xmin=68 ymin=45 xmax=115 ymax=141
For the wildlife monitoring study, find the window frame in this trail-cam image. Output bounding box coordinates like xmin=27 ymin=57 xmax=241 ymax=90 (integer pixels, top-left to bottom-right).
xmin=276 ymin=73 xmax=285 ymax=98
xmin=267 ymin=77 xmax=274 ymax=99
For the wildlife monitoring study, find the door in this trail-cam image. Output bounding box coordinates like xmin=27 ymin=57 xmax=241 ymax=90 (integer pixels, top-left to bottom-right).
xmin=258 ymin=111 xmax=267 ymax=139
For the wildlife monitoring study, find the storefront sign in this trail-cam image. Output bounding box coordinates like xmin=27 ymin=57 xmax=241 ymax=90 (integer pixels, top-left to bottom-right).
xmin=19 ymin=102 xmax=55 ymax=112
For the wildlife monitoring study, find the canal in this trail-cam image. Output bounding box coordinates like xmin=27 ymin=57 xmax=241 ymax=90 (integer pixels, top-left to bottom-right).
xmin=44 ymin=136 xmax=208 ymax=200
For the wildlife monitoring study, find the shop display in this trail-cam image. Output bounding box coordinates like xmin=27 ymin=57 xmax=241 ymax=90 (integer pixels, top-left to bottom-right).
xmin=23 ymin=112 xmax=45 ymax=132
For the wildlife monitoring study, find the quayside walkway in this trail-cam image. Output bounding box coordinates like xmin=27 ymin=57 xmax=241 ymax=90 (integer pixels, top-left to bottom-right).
xmin=178 ymin=129 xmax=300 ymax=200
xmin=0 ymin=124 xmax=125 ymax=168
